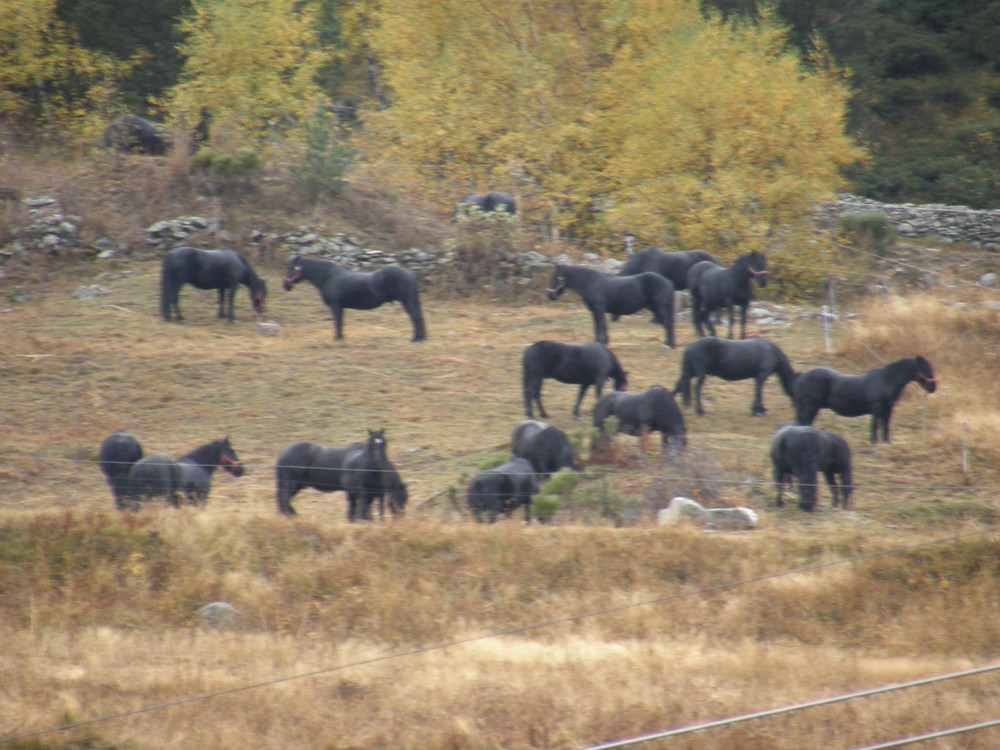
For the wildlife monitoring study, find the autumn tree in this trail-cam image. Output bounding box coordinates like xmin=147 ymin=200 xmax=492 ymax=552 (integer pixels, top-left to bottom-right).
xmin=166 ymin=0 xmax=327 ymax=148
xmin=0 ymin=0 xmax=123 ymax=138
xmin=359 ymin=0 xmax=863 ymax=249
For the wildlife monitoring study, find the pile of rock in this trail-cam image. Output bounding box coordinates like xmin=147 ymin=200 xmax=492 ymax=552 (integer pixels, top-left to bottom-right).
xmin=820 ymin=194 xmax=1000 ymax=248
xmin=0 ymin=196 xmax=83 ymax=259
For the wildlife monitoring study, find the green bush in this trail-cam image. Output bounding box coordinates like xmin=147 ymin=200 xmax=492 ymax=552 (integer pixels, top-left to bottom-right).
xmin=189 ymin=145 xmax=262 ymax=194
xmin=292 ymin=111 xmax=355 ymax=201
xmin=838 ymin=210 xmax=897 ymax=254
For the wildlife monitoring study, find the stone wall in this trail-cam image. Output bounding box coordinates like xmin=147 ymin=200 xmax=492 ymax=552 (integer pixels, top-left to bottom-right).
xmin=820 ymin=194 xmax=1000 ymax=248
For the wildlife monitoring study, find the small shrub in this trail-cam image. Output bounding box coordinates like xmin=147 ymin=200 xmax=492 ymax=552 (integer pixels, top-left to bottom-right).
xmin=189 ymin=145 xmax=262 ymax=195
xmin=838 ymin=210 xmax=897 ymax=255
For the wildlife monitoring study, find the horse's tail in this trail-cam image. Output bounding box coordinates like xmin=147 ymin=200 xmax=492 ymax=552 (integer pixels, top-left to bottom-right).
xmin=773 ymin=344 xmax=798 ymax=401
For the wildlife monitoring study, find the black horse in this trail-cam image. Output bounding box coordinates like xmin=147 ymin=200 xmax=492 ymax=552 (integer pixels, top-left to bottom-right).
xmin=687 ymin=251 xmax=768 ymax=339
xmin=770 ymin=424 xmax=853 ymax=511
xmin=275 ymin=431 xmax=405 ymax=520
xmin=593 ymin=385 xmax=687 ymax=450
xmin=104 ymin=114 xmax=172 ymax=155
xmin=343 ymin=429 xmax=393 ymax=522
xmin=282 ymin=255 xmax=426 ymax=342
xmin=522 ymin=340 xmax=628 ymax=419
xmin=617 ymin=247 xmax=720 ymax=291
xmin=175 ymin=437 xmax=245 ymax=505
xmin=510 ymin=420 xmax=579 ymax=478
xmin=160 ymin=247 xmax=267 ymax=323
xmin=467 ymin=456 xmax=538 ymax=523
xmin=98 ymin=430 xmax=143 ymax=509
xmin=458 ymin=192 xmax=516 ymax=215
xmin=794 ymin=356 xmax=937 ymax=444
xmin=673 ymin=336 xmax=797 ymax=416
xmin=127 ymin=454 xmax=183 ymax=509
xmin=546 ymin=264 xmax=675 ymax=347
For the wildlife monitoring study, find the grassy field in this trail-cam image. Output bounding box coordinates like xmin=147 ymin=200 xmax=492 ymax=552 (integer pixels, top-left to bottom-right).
xmin=3 ymin=238 xmax=1000 ymax=748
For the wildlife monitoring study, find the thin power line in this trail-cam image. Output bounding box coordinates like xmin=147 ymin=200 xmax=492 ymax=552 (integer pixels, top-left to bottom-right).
xmin=576 ymin=663 xmax=1000 ymax=750
xmin=3 ymin=524 xmax=998 ymax=744
xmin=850 ymin=717 xmax=1000 ymax=750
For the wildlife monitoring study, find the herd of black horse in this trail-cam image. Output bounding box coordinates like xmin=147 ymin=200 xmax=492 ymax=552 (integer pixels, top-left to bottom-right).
xmin=100 ymin=241 xmax=937 ymax=520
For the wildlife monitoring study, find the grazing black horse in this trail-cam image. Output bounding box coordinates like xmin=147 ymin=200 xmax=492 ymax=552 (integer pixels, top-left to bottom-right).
xmin=467 ymin=456 xmax=538 ymax=523
xmin=99 ymin=430 xmax=143 ymax=509
xmin=127 ymin=454 xmax=183 ymax=509
xmin=282 ymin=255 xmax=427 ymax=342
xmin=673 ymin=336 xmax=797 ymax=416
xmin=770 ymin=424 xmax=853 ymax=511
xmin=617 ymin=247 xmax=720 ymax=291
xmin=175 ymin=438 xmax=245 ymax=506
xmin=793 ymin=356 xmax=937 ymax=444
xmin=522 ymin=340 xmax=628 ymax=419
xmin=275 ymin=431 xmax=404 ymax=520
xmin=546 ymin=264 xmax=675 ymax=347
xmin=458 ymin=192 xmax=516 ymax=214
xmin=510 ymin=420 xmax=579 ymax=478
xmin=593 ymin=385 xmax=687 ymax=450
xmin=104 ymin=114 xmax=172 ymax=155
xmin=687 ymin=251 xmax=768 ymax=339
xmin=160 ymin=247 xmax=267 ymax=323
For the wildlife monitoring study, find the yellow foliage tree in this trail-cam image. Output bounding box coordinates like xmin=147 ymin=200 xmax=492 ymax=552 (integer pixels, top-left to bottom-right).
xmin=596 ymin=6 xmax=864 ymax=251
xmin=0 ymin=0 xmax=123 ymax=137
xmin=359 ymin=0 xmax=864 ymax=251
xmin=167 ymin=0 xmax=327 ymax=147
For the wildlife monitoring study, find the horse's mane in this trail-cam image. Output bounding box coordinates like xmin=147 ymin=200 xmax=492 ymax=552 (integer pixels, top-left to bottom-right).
xmin=771 ymin=343 xmax=797 ymax=397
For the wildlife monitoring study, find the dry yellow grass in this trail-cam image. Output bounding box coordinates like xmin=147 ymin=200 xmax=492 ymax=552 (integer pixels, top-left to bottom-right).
xmin=4 ymin=197 xmax=1000 ymax=747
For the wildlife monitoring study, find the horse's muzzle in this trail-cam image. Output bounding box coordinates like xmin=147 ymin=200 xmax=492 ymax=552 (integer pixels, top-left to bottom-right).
xmin=546 ymin=286 xmax=564 ymax=301
xmin=281 ymin=279 xmax=294 ymax=292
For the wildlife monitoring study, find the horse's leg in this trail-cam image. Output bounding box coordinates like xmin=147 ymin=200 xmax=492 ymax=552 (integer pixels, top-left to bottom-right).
xmin=824 ymin=470 xmax=840 ymax=508
xmin=726 ymin=303 xmax=736 ymax=339
xmin=738 ymin=303 xmax=748 ymax=339
xmin=752 ymin=375 xmax=766 ymax=415
xmin=525 ymin=377 xmax=546 ymax=419
xmin=694 ymin=374 xmax=707 ymax=416
xmin=402 ymin=294 xmax=427 ymax=342
xmin=590 ymin=307 xmax=609 ymax=344
xmin=332 ymin=305 xmax=345 ymax=340
xmin=226 ymin=287 xmax=236 ymax=322
xmin=572 ymin=385 xmax=589 ymax=419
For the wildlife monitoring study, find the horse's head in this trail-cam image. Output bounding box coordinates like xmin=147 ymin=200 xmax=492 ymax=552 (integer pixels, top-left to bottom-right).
xmin=388 ymin=483 xmax=408 ymax=516
xmin=251 ymin=279 xmax=267 ymax=313
xmin=219 ymin=437 xmax=245 ymax=478
xmin=914 ymin=355 xmax=937 ymax=393
xmin=747 ymin=251 xmax=768 ymax=287
xmin=546 ymin=265 xmax=567 ymax=300
xmin=615 ymin=370 xmax=629 ymax=392
xmin=367 ymin=428 xmax=388 ymax=465
xmin=282 ymin=257 xmax=304 ymax=291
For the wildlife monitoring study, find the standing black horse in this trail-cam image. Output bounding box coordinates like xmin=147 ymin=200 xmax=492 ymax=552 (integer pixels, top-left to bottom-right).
xmin=617 ymin=247 xmax=720 ymax=291
xmin=770 ymin=424 xmax=853 ymax=511
xmin=547 ymin=264 xmax=675 ymax=347
xmin=522 ymin=340 xmax=628 ymax=419
xmin=99 ymin=430 xmax=143 ymax=509
xmin=510 ymin=420 xmax=579 ymax=478
xmin=275 ymin=431 xmax=405 ymax=520
xmin=175 ymin=437 xmax=244 ymax=505
xmin=161 ymin=247 xmax=267 ymax=323
xmin=282 ymin=255 xmax=427 ymax=342
xmin=458 ymin=192 xmax=517 ymax=215
xmin=467 ymin=456 xmax=538 ymax=523
xmin=127 ymin=453 xmax=183 ymax=509
xmin=343 ymin=429 xmax=393 ymax=522
xmin=687 ymin=251 xmax=768 ymax=339
xmin=793 ymin=356 xmax=937 ymax=444
xmin=673 ymin=336 xmax=797 ymax=416
xmin=593 ymin=385 xmax=687 ymax=450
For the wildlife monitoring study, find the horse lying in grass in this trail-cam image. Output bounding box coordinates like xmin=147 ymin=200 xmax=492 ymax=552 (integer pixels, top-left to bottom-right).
xmin=770 ymin=424 xmax=853 ymax=511
xmin=673 ymin=336 xmax=796 ymax=416
xmin=510 ymin=420 xmax=578 ymax=478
